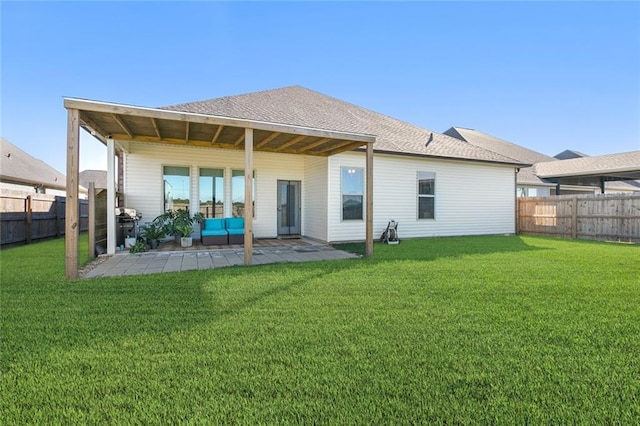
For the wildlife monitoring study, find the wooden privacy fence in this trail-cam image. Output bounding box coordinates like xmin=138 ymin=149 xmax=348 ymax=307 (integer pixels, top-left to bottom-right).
xmin=0 ymin=191 xmax=88 ymax=246
xmin=517 ymin=193 xmax=640 ymax=243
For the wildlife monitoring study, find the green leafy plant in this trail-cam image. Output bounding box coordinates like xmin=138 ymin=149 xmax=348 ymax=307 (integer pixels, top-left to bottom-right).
xmin=141 ymin=222 xmax=165 ymax=240
xmin=174 ymin=223 xmax=194 ymax=238
xmin=167 ymin=209 xmax=204 ymax=237
xmin=129 ymin=240 xmax=147 ymax=253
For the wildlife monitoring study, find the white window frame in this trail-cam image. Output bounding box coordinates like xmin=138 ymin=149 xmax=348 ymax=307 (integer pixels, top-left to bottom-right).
xmin=231 ymin=169 xmax=256 ymax=218
xmin=417 ymin=171 xmax=435 ymax=220
xmin=341 ymin=166 xmax=364 ymax=221
xmin=199 ymin=167 xmax=225 ymax=218
xmin=163 ymin=165 xmax=191 ymax=213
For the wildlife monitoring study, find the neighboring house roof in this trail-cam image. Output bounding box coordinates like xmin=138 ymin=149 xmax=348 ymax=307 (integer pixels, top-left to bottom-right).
xmin=443 ymin=127 xmax=550 ymax=186
xmin=0 ymin=136 xmax=68 ymax=191
xmin=554 ymin=149 xmax=588 ymax=160
xmin=547 ymin=150 xmax=640 ymax=191
xmin=443 ymin=128 xmax=639 ymax=192
xmin=161 ymin=86 xmax=524 ymax=166
xmin=444 ymin=127 xmax=553 ymax=164
xmin=79 ymin=170 xmax=108 ymax=190
xmin=536 ymin=151 xmax=640 ymax=182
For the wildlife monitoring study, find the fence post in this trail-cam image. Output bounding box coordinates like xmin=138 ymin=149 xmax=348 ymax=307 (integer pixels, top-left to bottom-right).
xmin=55 ymin=196 xmax=61 ymax=238
xmin=88 ymin=182 xmax=96 ymax=259
xmin=515 ymin=198 xmax=520 ymax=235
xmin=26 ymin=195 xmax=32 ymax=244
xmin=571 ymin=196 xmax=578 ymax=239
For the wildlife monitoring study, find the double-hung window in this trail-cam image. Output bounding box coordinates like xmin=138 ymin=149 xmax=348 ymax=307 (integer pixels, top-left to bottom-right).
xmin=417 ymin=172 xmax=435 ymax=219
xmin=341 ymin=167 xmax=364 ymax=220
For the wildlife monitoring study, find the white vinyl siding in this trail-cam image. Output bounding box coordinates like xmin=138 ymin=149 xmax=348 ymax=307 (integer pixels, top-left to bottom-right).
xmin=124 ymin=142 xmax=305 ymax=239
xmin=123 ymin=141 xmax=517 ymax=244
xmin=303 ymin=156 xmax=328 ymax=241
xmin=327 ymin=152 xmax=516 ymax=242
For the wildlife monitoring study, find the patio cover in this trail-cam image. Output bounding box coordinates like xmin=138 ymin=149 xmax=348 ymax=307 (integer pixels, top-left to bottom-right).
xmin=64 ymin=98 xmax=376 ymax=279
xmin=535 ymin=151 xmax=640 ymax=192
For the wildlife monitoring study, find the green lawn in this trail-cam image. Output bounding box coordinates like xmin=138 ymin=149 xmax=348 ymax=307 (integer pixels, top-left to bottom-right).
xmin=1 ymin=235 xmax=639 ymax=423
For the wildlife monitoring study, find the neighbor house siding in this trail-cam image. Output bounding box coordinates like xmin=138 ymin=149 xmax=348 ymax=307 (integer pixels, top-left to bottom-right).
xmin=303 ymin=155 xmax=328 ymax=241
xmin=124 ymin=142 xmax=306 ymax=239
xmin=327 ymin=152 xmax=516 ymax=242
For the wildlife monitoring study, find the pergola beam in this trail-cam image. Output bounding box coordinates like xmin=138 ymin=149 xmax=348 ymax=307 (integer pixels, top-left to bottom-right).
xmin=111 ymin=114 xmax=134 ymax=138
xmin=323 ymin=142 xmax=365 ymax=157
xmin=79 ymin=115 xmax=109 ymax=142
xmin=256 ymin=132 xmax=281 ymax=148
xmin=295 ymin=137 xmax=331 ymax=153
xmin=150 ymin=117 xmax=162 ymax=139
xmin=277 ymin=135 xmax=307 ymax=150
xmin=211 ymin=125 xmax=224 ymax=144
xmin=316 ymin=140 xmax=356 ymax=154
xmin=234 ymin=133 xmax=245 ymax=146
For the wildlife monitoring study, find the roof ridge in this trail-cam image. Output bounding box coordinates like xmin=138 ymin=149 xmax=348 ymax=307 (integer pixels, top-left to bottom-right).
xmin=160 ymin=85 xmax=305 ymax=110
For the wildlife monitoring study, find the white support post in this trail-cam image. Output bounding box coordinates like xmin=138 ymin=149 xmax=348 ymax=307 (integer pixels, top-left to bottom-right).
xmin=107 ymin=137 xmax=116 ymax=254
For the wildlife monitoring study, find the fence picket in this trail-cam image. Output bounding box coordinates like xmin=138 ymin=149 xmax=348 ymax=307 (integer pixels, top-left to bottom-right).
xmin=517 ymin=193 xmax=640 ymax=243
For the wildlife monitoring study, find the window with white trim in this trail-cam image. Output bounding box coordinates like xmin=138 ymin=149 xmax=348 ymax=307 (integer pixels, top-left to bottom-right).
xmin=163 ymin=166 xmax=190 ymax=213
xmin=199 ymin=168 xmax=224 ymax=218
xmin=341 ymin=167 xmax=363 ymax=220
xmin=231 ymin=169 xmax=256 ymax=218
xmin=417 ymin=171 xmax=435 ymax=219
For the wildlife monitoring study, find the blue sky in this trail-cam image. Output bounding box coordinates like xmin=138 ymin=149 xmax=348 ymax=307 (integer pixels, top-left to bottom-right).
xmin=2 ymin=1 xmax=639 ymax=174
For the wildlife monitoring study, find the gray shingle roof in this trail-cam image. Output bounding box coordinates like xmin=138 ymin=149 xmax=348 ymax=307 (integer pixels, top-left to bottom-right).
xmin=79 ymin=170 xmax=108 ymax=190
xmin=161 ymin=86 xmax=524 ymax=166
xmin=554 ymin=149 xmax=588 ymax=160
xmin=1 ymin=137 xmax=67 ymax=191
xmin=535 ymin=151 xmax=640 ymax=178
xmin=443 ymin=127 xmax=553 ymax=186
xmin=443 ymin=127 xmax=639 ymax=191
xmin=444 ymin=127 xmax=554 ymax=164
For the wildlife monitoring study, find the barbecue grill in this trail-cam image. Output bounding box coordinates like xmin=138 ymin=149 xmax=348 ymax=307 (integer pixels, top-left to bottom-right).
xmin=116 ymin=208 xmax=141 ymax=247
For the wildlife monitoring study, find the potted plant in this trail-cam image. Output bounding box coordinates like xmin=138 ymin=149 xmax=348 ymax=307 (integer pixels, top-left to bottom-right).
xmin=175 ymin=223 xmax=194 ymax=247
xmin=167 ymin=209 xmax=204 ymax=246
xmin=141 ymin=222 xmax=165 ymax=249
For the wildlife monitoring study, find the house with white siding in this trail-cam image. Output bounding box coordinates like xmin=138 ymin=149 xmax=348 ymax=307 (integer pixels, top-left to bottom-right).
xmin=444 ymin=127 xmax=640 ymax=195
xmin=63 ymin=86 xmax=526 ymax=275
xmin=125 ymin=87 xmax=523 ymax=241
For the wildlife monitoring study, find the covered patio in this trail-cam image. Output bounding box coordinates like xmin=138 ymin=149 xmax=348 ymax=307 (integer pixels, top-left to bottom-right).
xmin=80 ymin=237 xmax=359 ymax=278
xmin=535 ymin=151 xmax=640 ymax=194
xmin=64 ymin=98 xmax=375 ymax=279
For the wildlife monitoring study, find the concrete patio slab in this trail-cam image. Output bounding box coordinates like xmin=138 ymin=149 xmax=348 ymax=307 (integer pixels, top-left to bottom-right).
xmin=81 ymin=241 xmax=360 ymax=279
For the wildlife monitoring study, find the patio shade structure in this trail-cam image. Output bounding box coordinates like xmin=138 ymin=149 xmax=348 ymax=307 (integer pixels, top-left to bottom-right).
xmin=535 ymin=151 xmax=640 ymax=194
xmin=64 ymin=98 xmax=376 ymax=280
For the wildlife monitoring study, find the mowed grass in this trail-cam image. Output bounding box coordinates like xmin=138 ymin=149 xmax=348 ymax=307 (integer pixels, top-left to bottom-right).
xmin=1 ymin=235 xmax=639 ymax=424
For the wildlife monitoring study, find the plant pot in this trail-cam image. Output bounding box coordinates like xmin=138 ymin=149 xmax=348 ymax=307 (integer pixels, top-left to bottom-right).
xmin=148 ymin=238 xmax=159 ymax=249
xmin=180 ymin=237 xmax=193 ymax=248
xmin=124 ymin=237 xmax=137 ymax=249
